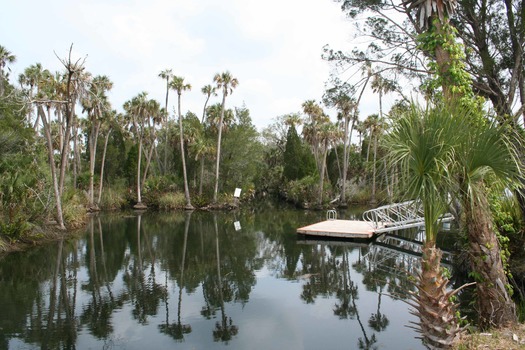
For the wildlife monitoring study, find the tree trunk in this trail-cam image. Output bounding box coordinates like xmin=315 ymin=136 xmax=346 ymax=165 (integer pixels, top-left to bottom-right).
xmin=341 ymin=115 xmax=349 ymax=204
xmin=88 ymin=120 xmax=101 ymax=210
xmin=163 ymin=80 xmax=170 ymax=175
xmin=199 ymin=157 xmax=205 ymax=196
xmin=411 ymin=243 xmax=462 ymax=349
xmin=370 ymin=133 xmax=378 ymax=205
xmin=464 ymin=192 xmax=517 ymax=328
xmin=318 ymin=144 xmax=328 ymax=207
xmin=97 ymin=128 xmax=111 ymax=206
xmin=135 ymin=138 xmax=145 ymax=208
xmin=178 ymin=94 xmax=193 ymax=209
xmin=213 ymin=93 xmax=226 ymax=203
xmin=38 ymin=105 xmax=66 ymax=230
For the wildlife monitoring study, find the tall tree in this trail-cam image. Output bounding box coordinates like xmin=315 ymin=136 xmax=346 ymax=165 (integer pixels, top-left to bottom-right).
xmin=124 ymin=92 xmax=149 ymax=209
xmin=82 ymin=75 xmax=113 ymax=210
xmin=212 ymin=71 xmax=238 ymax=203
xmin=201 ymin=84 xmax=217 ymax=124
xmin=170 ymin=76 xmax=194 ymax=210
xmin=97 ymin=110 xmax=120 ymax=207
xmin=0 ymin=45 xmax=16 ymax=96
xmin=158 ymin=69 xmax=173 ymax=173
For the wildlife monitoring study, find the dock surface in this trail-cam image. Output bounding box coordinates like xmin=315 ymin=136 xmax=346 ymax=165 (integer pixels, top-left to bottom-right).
xmin=297 ymin=220 xmax=378 ymax=239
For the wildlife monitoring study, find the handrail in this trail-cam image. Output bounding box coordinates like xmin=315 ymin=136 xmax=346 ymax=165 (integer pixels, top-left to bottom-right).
xmin=363 ymin=200 xmax=453 ymax=233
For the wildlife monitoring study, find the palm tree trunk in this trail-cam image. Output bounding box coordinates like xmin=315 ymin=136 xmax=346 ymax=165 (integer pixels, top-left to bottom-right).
xmin=318 ymin=145 xmax=328 ymax=207
xmin=341 ymin=116 xmax=349 ymax=204
xmin=136 ymin=139 xmax=144 ymax=206
xmin=97 ymin=129 xmax=111 ymax=206
xmin=88 ymin=120 xmax=101 ymax=210
xmin=371 ymin=133 xmax=378 ymax=204
xmin=178 ymin=94 xmax=193 ymax=209
xmin=199 ymin=157 xmax=205 ymax=196
xmin=464 ymin=192 xmax=517 ymax=328
xmin=163 ymin=80 xmax=170 ymax=175
xmin=213 ymin=93 xmax=226 ymax=203
xmin=38 ymin=105 xmax=65 ymax=230
xmin=411 ymin=243 xmax=462 ymax=349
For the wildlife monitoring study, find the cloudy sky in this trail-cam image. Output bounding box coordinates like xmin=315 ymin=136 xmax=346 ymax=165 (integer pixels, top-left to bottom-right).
xmin=2 ymin=0 xmax=382 ymax=130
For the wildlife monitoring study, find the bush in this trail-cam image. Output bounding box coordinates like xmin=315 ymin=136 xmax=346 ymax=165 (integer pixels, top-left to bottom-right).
xmin=62 ymin=189 xmax=88 ymax=228
xmin=157 ymin=192 xmax=186 ymax=210
xmin=99 ymin=186 xmax=128 ymax=210
xmin=286 ymin=175 xmax=318 ymax=206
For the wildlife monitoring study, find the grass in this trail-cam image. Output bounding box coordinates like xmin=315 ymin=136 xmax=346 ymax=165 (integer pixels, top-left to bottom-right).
xmin=455 ymin=323 xmax=525 ymax=349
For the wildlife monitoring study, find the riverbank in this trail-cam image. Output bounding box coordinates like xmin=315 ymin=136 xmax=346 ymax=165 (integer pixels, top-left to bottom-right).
xmin=455 ymin=323 xmax=525 ymax=349
xmin=0 ymin=222 xmax=87 ymax=254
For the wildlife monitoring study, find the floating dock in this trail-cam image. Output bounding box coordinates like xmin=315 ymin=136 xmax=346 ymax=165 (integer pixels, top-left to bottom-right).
xmin=296 ymin=219 xmax=383 ymax=239
xmin=296 ymin=201 xmax=454 ymax=240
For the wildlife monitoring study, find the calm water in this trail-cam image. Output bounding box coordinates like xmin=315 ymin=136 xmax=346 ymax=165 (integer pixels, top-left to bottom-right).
xmin=0 ymin=206 xmax=441 ymax=350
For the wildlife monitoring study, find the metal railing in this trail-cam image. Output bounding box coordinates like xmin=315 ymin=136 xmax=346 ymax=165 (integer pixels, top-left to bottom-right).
xmin=362 ymin=200 xmax=454 ymax=233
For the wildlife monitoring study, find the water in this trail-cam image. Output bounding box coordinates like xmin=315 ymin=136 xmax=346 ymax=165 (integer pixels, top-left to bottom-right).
xmin=0 ymin=207 xmax=431 ymax=349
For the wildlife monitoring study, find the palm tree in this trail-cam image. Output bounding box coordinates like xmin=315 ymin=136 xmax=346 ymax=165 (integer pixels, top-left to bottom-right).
xmin=97 ymin=110 xmax=120 ymax=207
xmin=334 ymin=95 xmax=356 ymax=205
xmin=82 ymin=75 xmax=113 ymax=210
xmin=385 ymin=103 xmax=464 ymax=348
xmin=159 ymin=69 xmax=173 ymax=173
xmin=212 ymin=71 xmax=239 ymax=203
xmin=402 ymin=0 xmax=459 ymax=99
xmin=201 ymin=84 xmax=217 ymax=124
xmin=124 ymin=92 xmax=149 ymax=209
xmin=405 ymin=0 xmax=519 ymax=329
xmin=0 ymin=45 xmax=16 ymax=96
xmin=19 ymin=63 xmax=46 ymax=129
xmin=316 ymin=121 xmax=339 ymax=207
xmin=449 ymin=107 xmax=520 ymax=328
xmin=170 ymin=76 xmax=194 ymax=210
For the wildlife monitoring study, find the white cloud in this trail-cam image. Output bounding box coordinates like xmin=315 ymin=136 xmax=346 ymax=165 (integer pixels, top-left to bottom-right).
xmin=2 ymin=0 xmax=367 ymax=130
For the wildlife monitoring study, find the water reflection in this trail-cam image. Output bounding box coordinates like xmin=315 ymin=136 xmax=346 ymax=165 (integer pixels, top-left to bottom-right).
xmin=0 ymin=208 xmax=436 ymax=350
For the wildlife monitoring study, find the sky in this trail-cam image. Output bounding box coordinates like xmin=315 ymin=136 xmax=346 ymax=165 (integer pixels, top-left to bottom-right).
xmin=1 ymin=0 xmax=386 ymax=131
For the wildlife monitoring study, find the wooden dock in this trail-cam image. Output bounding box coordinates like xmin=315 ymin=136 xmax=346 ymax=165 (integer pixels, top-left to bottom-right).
xmin=297 ymin=219 xmax=382 ymax=239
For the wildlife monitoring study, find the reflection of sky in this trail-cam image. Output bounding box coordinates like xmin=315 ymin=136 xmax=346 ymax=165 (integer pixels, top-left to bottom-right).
xmin=6 ymin=214 xmax=427 ymax=350
xmin=73 ymin=267 xmax=421 ymax=350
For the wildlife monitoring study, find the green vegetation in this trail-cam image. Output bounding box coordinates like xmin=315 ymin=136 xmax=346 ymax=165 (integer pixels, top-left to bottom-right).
xmin=1 ymin=1 xmax=525 ymax=345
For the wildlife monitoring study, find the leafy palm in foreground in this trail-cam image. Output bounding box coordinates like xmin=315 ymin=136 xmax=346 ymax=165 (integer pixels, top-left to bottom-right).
xmin=450 ymin=111 xmax=520 ymax=328
xmin=386 ymin=103 xmax=463 ymax=349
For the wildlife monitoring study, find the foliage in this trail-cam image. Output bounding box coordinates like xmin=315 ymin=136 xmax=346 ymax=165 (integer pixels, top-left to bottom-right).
xmin=285 ymin=175 xmax=319 ymax=206
xmin=283 ymin=125 xmax=316 ymax=181
xmin=157 ymin=192 xmax=186 ymax=210
xmin=99 ymin=183 xmax=128 ymax=210
xmin=61 ymin=189 xmax=88 ymax=228
xmin=219 ymin=107 xmax=265 ymax=193
xmin=489 ymin=189 xmax=523 ymax=239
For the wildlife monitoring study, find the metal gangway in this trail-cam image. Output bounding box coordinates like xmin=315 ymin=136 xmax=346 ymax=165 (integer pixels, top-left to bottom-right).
xmin=362 ymin=200 xmax=454 ymax=234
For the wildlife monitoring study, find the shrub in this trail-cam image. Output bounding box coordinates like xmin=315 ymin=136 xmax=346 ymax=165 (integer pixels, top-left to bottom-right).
xmin=62 ymin=189 xmax=88 ymax=228
xmin=157 ymin=192 xmax=186 ymax=210
xmin=99 ymin=186 xmax=128 ymax=210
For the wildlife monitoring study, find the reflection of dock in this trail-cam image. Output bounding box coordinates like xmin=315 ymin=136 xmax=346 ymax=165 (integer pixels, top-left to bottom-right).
xmin=296 ymin=200 xmax=453 ymax=239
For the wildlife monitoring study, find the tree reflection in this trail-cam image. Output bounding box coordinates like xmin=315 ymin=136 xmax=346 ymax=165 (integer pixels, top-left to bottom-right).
xmin=159 ymin=211 xmax=192 ymax=341
xmin=368 ymin=289 xmax=389 ymax=332
xmin=212 ymin=214 xmax=238 ymax=342
xmin=123 ymin=214 xmax=166 ymax=324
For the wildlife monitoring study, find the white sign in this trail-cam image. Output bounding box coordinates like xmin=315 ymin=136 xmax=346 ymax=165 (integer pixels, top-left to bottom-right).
xmin=234 ymin=188 xmax=242 ymax=198
xmin=234 ymin=221 xmax=241 ymax=231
